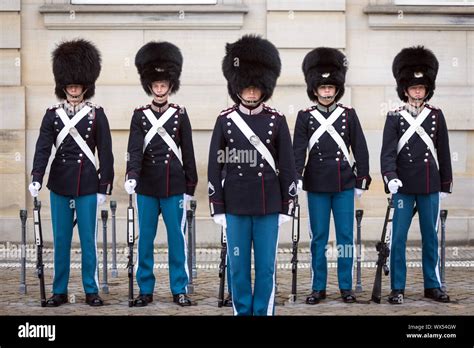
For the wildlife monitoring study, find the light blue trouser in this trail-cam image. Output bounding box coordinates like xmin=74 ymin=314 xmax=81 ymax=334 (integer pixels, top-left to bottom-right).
xmin=50 ymin=191 xmax=99 ymax=294
xmin=226 ymin=213 xmax=279 ymax=316
xmin=390 ymin=192 xmax=441 ymax=290
xmin=136 ymin=193 xmax=189 ymax=295
xmin=307 ymin=189 xmax=354 ymax=291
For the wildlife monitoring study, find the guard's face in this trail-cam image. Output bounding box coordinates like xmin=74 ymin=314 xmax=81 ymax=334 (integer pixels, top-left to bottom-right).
xmin=65 ymin=84 xmax=84 ymax=97
xmin=240 ymin=86 xmax=262 ymax=101
xmin=316 ymin=85 xmax=336 ymax=98
xmin=406 ymin=85 xmax=426 ymax=100
xmin=151 ymin=80 xmax=171 ymax=102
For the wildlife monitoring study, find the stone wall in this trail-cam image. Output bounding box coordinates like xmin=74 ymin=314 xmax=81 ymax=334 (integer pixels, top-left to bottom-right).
xmin=1 ymin=0 xmax=472 ymax=245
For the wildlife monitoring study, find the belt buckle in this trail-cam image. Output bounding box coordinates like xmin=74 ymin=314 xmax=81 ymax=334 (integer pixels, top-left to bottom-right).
xmin=250 ymin=135 xmax=260 ymax=146
xmin=69 ymin=127 xmax=78 ymax=137
xmin=416 ymin=126 xmax=425 ymax=136
xmin=157 ymin=126 xmax=166 ymax=136
xmin=327 ymin=125 xmax=335 ymax=134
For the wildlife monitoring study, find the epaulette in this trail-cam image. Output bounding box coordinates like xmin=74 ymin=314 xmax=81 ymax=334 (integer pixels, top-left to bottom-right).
xmin=337 ymin=103 xmax=353 ymax=110
xmin=48 ymin=102 xmax=63 ymax=110
xmin=135 ymin=104 xmax=151 ymax=111
xmin=302 ymin=105 xmax=317 ymax=113
xmin=388 ymin=105 xmax=404 ymax=115
xmin=86 ymin=101 xmax=101 ymax=109
xmin=170 ymin=103 xmax=186 ymax=114
xmin=219 ymin=104 xmax=237 ymax=117
xmin=263 ymin=104 xmax=284 ymax=116
xmin=425 ymin=103 xmax=439 ymax=110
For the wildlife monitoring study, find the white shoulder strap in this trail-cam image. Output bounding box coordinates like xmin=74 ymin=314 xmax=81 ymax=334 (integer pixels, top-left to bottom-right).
xmin=308 ymin=106 xmax=344 ymax=151
xmin=398 ymin=108 xmax=438 ymax=168
xmin=309 ymin=107 xmax=354 ymax=167
xmin=56 ymin=106 xmax=97 ymax=169
xmin=55 ymin=105 xmax=91 ymax=148
xmin=228 ymin=111 xmax=277 ymax=174
xmin=142 ymin=107 xmax=183 ymax=165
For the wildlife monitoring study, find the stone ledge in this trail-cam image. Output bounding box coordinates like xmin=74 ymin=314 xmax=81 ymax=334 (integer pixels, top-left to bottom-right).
xmin=38 ymin=4 xmax=248 ymax=30
xmin=0 ymin=0 xmax=20 ymax=12
xmin=267 ymin=0 xmax=345 ymax=12
xmin=363 ymin=5 xmax=474 ymax=30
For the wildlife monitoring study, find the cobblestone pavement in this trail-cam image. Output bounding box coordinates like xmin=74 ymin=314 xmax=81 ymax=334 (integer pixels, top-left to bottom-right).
xmin=0 ymin=246 xmax=472 ymax=316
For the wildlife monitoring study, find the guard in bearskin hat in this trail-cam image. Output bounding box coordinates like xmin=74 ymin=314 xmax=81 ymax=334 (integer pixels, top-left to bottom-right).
xmin=293 ymin=47 xmax=371 ymax=304
xmin=381 ymin=46 xmax=452 ymax=304
xmin=207 ymin=35 xmax=297 ymax=315
xmin=29 ymin=38 xmax=114 ymax=307
xmin=125 ymin=41 xmax=198 ymax=307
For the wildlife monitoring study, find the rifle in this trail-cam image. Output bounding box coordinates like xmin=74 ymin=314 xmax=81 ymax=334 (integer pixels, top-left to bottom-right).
xmin=355 ymin=209 xmax=364 ymax=293
xmin=289 ymin=195 xmax=300 ymax=303
xmin=217 ymin=226 xmax=227 ymax=308
xmin=127 ymin=195 xmax=135 ymax=307
xmin=371 ymin=198 xmax=393 ymax=304
xmin=186 ymin=206 xmax=194 ymax=294
xmin=110 ymin=200 xmax=118 ymax=278
xmin=33 ymin=198 xmax=46 ymax=307
xmin=100 ymin=209 xmax=109 ymax=294
xmin=19 ymin=209 xmax=28 ymax=295
xmin=439 ymin=210 xmax=448 ymax=292
xmin=191 ymin=200 xmax=197 ymax=279
xmin=372 ymin=197 xmax=417 ymax=303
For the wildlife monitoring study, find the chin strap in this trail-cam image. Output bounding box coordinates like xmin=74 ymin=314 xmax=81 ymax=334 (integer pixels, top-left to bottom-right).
xmin=315 ymin=89 xmax=339 ymax=103
xmin=149 ymin=84 xmax=173 ymax=99
xmin=237 ymin=93 xmax=264 ymax=107
xmin=64 ymin=88 xmax=87 ymax=103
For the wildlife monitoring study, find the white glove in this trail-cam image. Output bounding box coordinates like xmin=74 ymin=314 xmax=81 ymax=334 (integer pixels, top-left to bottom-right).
xmin=124 ymin=179 xmax=137 ymax=195
xmin=354 ymin=188 xmax=364 ymax=199
xmin=28 ymin=182 xmax=41 ymax=197
xmin=388 ymin=179 xmax=403 ymax=194
xmin=97 ymin=193 xmax=107 ymax=205
xmin=440 ymin=192 xmax=448 ymax=200
xmin=213 ymin=214 xmax=227 ymax=229
xmin=297 ymin=180 xmax=303 ymax=195
xmin=278 ymin=214 xmax=292 ymax=226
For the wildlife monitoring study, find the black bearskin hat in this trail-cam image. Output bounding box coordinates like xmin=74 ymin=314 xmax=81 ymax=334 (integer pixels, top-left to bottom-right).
xmin=52 ymin=38 xmax=101 ymax=100
xmin=392 ymin=46 xmax=439 ymax=102
xmin=135 ymin=41 xmax=183 ymax=96
xmin=222 ymin=35 xmax=281 ymax=104
xmin=302 ymin=47 xmax=347 ymax=102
